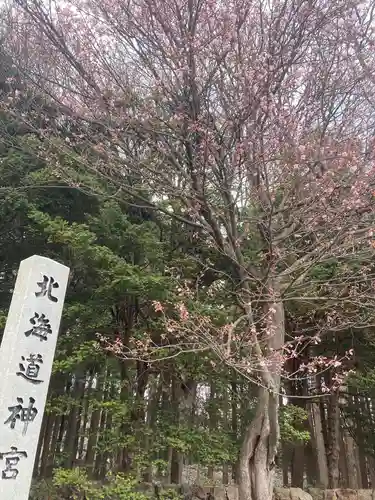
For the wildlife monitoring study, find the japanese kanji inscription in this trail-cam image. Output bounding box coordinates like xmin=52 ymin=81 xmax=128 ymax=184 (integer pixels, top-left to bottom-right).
xmin=0 ymin=447 xmax=27 ymax=480
xmin=16 ymin=354 xmax=44 ymax=384
xmin=4 ymin=397 xmax=38 ymax=436
xmin=0 ymin=256 xmax=69 ymax=499
xmin=24 ymin=313 xmax=52 ymax=342
xmin=35 ymin=275 xmax=59 ymax=302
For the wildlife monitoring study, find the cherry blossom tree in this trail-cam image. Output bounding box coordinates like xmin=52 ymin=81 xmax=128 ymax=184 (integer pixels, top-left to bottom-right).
xmin=4 ymin=0 xmax=375 ymax=497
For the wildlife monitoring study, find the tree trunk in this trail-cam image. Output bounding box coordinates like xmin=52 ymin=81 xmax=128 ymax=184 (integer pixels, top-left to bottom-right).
xmin=368 ymin=455 xmax=375 ymax=488
xmin=143 ymin=375 xmax=162 ymax=482
xmin=366 ymin=397 xmax=375 ymax=487
xmin=33 ymin=411 xmax=48 ymax=478
xmin=238 ymin=281 xmax=284 ymax=500
xmin=115 ymin=297 xmax=137 ymax=473
xmin=223 ymin=384 xmax=229 ymax=485
xmin=308 ymin=401 xmax=329 ymax=487
xmin=291 ymin=444 xmax=304 ymax=488
xmin=171 ymin=377 xmax=197 ymax=484
xmin=63 ymin=373 xmax=85 ymax=468
xmin=238 ymin=388 xmax=278 ymax=500
xmin=343 ymin=429 xmax=359 ymax=488
xmin=339 ymin=433 xmax=348 ymax=487
xmin=78 ymin=372 xmax=93 ymax=461
xmin=283 ymin=462 xmax=289 ymax=487
xmin=117 ymin=360 xmax=131 ymax=473
xmin=94 ymin=396 xmax=109 ymax=479
xmin=207 ymin=382 xmax=216 ymax=481
xmin=43 ymin=414 xmax=61 ymax=477
xmin=86 ymin=368 xmax=106 ymax=478
xmin=305 ymin=442 xmax=317 ymax=487
xmin=40 ymin=375 xmax=68 ymax=477
xmin=170 ymin=374 xmax=182 ymax=484
xmin=231 ymin=381 xmax=239 ymax=482
xmin=358 ymin=451 xmax=368 ymax=490
xmin=327 ymin=392 xmax=340 ymax=488
xmin=356 ymin=396 xmax=369 ymax=488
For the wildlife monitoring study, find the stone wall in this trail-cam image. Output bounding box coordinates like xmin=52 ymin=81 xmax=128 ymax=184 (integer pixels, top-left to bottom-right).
xmin=168 ymin=487 xmax=375 ymax=500
xmin=275 ymin=489 xmax=374 ymax=500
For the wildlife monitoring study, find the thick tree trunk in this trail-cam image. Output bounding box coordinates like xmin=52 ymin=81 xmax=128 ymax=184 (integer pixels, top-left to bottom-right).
xmin=366 ymin=397 xmax=375 ymax=487
xmin=86 ymin=405 xmax=102 ymax=477
xmin=43 ymin=414 xmax=61 ymax=477
xmin=305 ymin=442 xmax=317 ymax=486
xmin=339 ymin=433 xmax=348 ymax=487
xmin=358 ymin=451 xmax=368 ymax=489
xmin=170 ymin=374 xmax=197 ymax=484
xmin=340 ymin=391 xmax=361 ymax=488
xmin=368 ymin=456 xmax=375 ymax=487
xmin=358 ymin=454 xmax=369 ymax=490
xmin=63 ymin=373 xmax=85 ymax=468
xmin=356 ymin=396 xmax=369 ymax=488
xmin=97 ymin=380 xmax=117 ymax=479
xmin=238 ymin=389 xmax=278 ymax=500
xmin=115 ymin=298 xmax=137 ymax=473
xmin=238 ymin=281 xmax=284 ymax=500
xmin=327 ymin=392 xmax=340 ymax=488
xmin=38 ymin=373 xmax=66 ymax=478
xmin=343 ymin=430 xmax=359 ymax=488
xmin=232 ymin=381 xmax=239 ymax=482
xmin=282 ymin=444 xmax=290 ymax=486
xmin=308 ymin=401 xmax=329 ymax=487
xmin=291 ymin=444 xmax=304 ymax=488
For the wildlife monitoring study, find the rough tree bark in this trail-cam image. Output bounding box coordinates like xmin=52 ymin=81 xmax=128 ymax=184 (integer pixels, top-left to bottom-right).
xmin=339 ymin=434 xmax=348 ymax=488
xmin=86 ymin=367 xmax=106 ymax=478
xmin=368 ymin=456 xmax=375 ymax=488
xmin=170 ymin=375 xmax=197 ymax=484
xmin=238 ymin=281 xmax=284 ymax=500
xmin=356 ymin=397 xmax=369 ymax=488
xmin=308 ymin=401 xmax=329 ymax=488
xmin=232 ymin=381 xmax=239 ymax=483
xmin=223 ymin=385 xmax=230 ymax=485
xmin=207 ymin=382 xmax=216 ymax=481
xmin=34 ymin=413 xmax=50 ymax=478
xmin=327 ymin=392 xmax=340 ymax=488
xmin=63 ymin=372 xmax=86 ymax=468
xmin=343 ymin=426 xmax=360 ymax=488
xmin=305 ymin=442 xmax=317 ymax=487
xmin=239 ymin=388 xmax=280 ymax=500
xmin=143 ymin=375 xmax=162 ymax=483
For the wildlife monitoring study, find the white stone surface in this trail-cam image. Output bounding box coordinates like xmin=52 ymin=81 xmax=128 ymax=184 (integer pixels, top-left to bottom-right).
xmin=0 ymin=256 xmax=69 ymax=499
